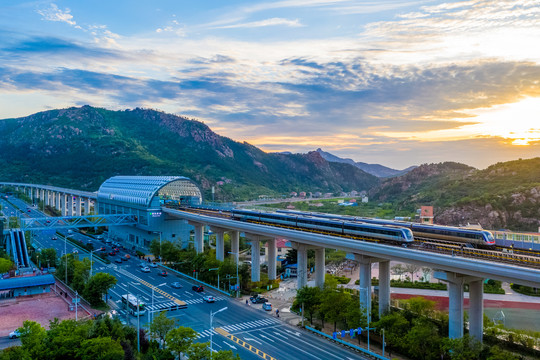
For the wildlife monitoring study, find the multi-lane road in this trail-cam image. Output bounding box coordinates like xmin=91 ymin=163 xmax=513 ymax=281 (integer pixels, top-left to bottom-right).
xmin=2 ymin=196 xmax=367 ymax=359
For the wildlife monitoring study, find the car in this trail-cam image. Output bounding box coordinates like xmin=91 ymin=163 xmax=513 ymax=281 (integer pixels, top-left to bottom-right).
xmin=262 ymin=302 xmax=272 ymax=311
xmin=159 ymin=271 xmax=168 ymax=277
xmin=171 ymin=282 xmax=182 ymax=289
xmin=192 ymin=285 xmax=204 ymax=292
xmin=72 ymin=249 xmax=78 ymax=254
xmin=141 ymin=267 xmax=150 ymax=273
xmin=9 ymin=330 xmax=21 ymax=339
xmin=109 ymin=251 xmax=116 ymax=256
xmin=251 ymin=296 xmax=268 ymax=304
xmin=27 ymin=209 xmax=31 ymax=212
xmin=139 ymin=263 xmax=147 ymax=268
xmin=121 ymin=256 xmax=128 ymax=262
xmin=115 ymin=258 xmax=123 ymax=264
xmin=149 ymin=262 xmax=158 ymax=268
xmin=51 ymin=236 xmax=57 ymax=240
xmin=124 ymin=254 xmax=131 ymax=259
xmin=203 ymin=295 xmax=215 ymax=303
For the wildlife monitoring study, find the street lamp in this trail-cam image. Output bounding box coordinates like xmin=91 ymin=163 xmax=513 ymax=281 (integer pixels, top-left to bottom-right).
xmin=89 ymin=249 xmax=94 ymax=278
xmin=210 ymin=307 xmax=228 ymax=359
xmin=228 ymin=251 xmax=240 ymax=297
xmin=209 ymin=268 xmax=219 ymax=290
xmin=153 ymin=231 xmax=162 ymax=265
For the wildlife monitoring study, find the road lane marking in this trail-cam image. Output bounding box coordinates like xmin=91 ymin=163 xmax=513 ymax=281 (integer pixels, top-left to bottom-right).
xmin=117 ymin=268 xmax=187 ymax=307
xmin=215 ymin=328 xmax=278 ymax=360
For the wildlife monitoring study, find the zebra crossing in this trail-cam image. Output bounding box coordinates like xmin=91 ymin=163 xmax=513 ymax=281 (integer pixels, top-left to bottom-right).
xmin=144 ymin=295 xmax=227 ymax=311
xmin=196 ymin=318 xmax=281 ymax=339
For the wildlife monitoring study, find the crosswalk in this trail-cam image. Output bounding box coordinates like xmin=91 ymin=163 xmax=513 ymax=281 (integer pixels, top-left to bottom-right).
xmin=196 ymin=318 xmax=281 ymax=339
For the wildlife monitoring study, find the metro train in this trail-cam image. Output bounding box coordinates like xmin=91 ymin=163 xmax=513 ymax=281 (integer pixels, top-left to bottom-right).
xmin=230 ymin=209 xmax=414 ymax=245
xmin=276 ymin=210 xmax=495 ymax=247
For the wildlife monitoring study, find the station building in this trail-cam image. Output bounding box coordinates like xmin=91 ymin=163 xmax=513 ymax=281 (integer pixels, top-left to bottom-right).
xmin=0 ymin=274 xmax=55 ymax=299
xmin=97 ymin=176 xmax=202 ymax=251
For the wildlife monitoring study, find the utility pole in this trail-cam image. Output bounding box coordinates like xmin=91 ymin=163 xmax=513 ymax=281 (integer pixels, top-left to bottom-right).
xmin=137 ymin=295 xmax=140 ymax=353
xmin=75 ymin=291 xmax=78 ymax=321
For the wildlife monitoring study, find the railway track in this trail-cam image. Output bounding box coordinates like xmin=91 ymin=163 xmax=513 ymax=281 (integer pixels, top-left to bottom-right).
xmin=170 ymin=206 xmax=540 ymax=268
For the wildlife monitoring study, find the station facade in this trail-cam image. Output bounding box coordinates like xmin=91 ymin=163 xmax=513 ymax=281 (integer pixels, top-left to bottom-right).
xmin=97 ymin=176 xmax=202 ymax=251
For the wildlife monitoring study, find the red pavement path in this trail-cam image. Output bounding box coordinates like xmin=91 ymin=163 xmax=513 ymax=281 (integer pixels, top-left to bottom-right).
xmin=391 ymin=293 xmax=540 ymax=311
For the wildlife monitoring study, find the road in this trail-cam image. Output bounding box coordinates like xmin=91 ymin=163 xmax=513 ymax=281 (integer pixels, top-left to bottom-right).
xmin=2 ymin=195 xmax=368 ymax=359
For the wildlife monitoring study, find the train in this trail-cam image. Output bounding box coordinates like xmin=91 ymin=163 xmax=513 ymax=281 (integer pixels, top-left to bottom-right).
xmin=275 ymin=210 xmax=495 ymax=247
xmin=230 ymin=209 xmax=414 ymax=245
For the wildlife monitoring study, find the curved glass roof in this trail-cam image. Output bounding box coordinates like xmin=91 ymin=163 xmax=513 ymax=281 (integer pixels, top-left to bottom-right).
xmin=97 ymin=176 xmax=202 ymax=208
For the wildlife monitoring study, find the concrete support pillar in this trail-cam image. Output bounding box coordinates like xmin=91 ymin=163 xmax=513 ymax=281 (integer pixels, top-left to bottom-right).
xmin=448 ymin=279 xmax=464 ymax=339
xmin=435 ymin=271 xmax=465 ymax=339
xmin=246 ymin=235 xmax=261 ymax=282
xmin=267 ymin=238 xmax=277 ymax=281
xmin=61 ymin=193 xmax=67 ymax=216
xmin=359 ymin=261 xmax=372 ymax=317
xmin=469 ymin=279 xmax=484 ymax=342
xmin=40 ymin=189 xmax=45 ymax=203
xmin=297 ymin=244 xmax=308 ymax=289
xmin=230 ymin=231 xmax=239 ymax=264
xmin=215 ymin=231 xmax=224 ymax=261
xmin=67 ymin=194 xmax=73 ymax=216
xmin=75 ymin=197 xmax=81 ymax=216
xmin=56 ymin=192 xmax=61 ymax=211
xmin=315 ymin=248 xmax=325 ymax=289
xmin=191 ymin=223 xmax=204 ymax=253
xmin=379 ymin=260 xmax=391 ymax=317
xmin=45 ymin=190 xmax=50 ymax=206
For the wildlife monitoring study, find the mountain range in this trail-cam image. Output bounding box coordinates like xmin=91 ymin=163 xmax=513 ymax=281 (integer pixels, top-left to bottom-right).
xmin=315 ymin=148 xmax=416 ymax=177
xmin=1 ymin=105 xmax=538 ymax=231
xmin=0 ymin=106 xmax=378 ymax=200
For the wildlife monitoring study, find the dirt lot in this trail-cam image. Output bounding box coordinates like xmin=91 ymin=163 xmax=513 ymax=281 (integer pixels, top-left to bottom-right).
xmin=0 ymin=292 xmax=84 ymax=337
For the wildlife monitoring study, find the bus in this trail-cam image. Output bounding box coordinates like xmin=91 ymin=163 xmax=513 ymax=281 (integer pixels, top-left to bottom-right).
xmin=121 ymin=294 xmax=146 ymax=316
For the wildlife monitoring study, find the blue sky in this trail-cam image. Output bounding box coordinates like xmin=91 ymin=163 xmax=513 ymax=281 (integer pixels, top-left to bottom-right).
xmin=1 ymin=0 xmax=539 ymax=169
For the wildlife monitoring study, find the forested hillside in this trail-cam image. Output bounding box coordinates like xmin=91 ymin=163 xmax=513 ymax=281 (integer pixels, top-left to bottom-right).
xmin=370 ymin=159 xmax=540 ymax=231
xmin=0 ymin=106 xmax=378 ymax=200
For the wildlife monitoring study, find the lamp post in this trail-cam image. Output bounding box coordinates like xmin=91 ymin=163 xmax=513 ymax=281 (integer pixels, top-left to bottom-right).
xmin=209 ymin=268 xmax=219 ymax=290
xmin=210 ymin=307 xmax=228 ymax=359
xmin=359 ymin=287 xmax=371 ymax=351
xmin=228 ymin=251 xmax=240 ymax=297
xmin=89 ymin=250 xmax=94 ymax=278
xmin=153 ymin=231 xmax=162 ymax=265
xmin=64 ymin=236 xmax=68 ymax=284
xmin=137 ymin=294 xmax=141 ymax=353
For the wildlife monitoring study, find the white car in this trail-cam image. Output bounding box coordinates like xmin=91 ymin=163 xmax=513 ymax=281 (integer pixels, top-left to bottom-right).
xmin=141 ymin=267 xmax=151 ymax=273
xmin=203 ymin=295 xmax=215 ymax=303
xmin=149 ymin=262 xmax=158 ymax=268
xmin=9 ymin=330 xmax=21 ymax=339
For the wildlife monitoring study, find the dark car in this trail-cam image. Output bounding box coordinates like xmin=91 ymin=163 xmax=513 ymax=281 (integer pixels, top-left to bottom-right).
xmin=192 ymin=285 xmax=204 ymax=292
xmin=159 ymin=271 xmax=168 ymax=277
xmin=109 ymin=251 xmax=116 ymax=256
xmin=114 ymin=258 xmax=122 ymax=264
xmin=250 ymin=296 xmax=268 ymax=304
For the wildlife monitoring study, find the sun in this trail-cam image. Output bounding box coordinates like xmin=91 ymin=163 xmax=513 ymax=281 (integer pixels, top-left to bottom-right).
xmin=467 ymin=97 xmax=540 ymax=145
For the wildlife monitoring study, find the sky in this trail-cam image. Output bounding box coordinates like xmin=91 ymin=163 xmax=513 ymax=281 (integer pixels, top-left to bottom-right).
xmin=1 ymin=0 xmax=539 ymax=169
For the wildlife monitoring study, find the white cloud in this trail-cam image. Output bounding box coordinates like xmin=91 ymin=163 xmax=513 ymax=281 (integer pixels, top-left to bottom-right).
xmin=37 ymin=3 xmax=77 ymax=26
xmin=215 ymin=18 xmax=303 ymax=29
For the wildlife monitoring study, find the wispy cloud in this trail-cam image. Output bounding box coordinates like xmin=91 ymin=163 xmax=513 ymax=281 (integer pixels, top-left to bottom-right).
xmin=214 ymin=18 xmax=303 ymax=29
xmin=36 ymin=3 xmax=79 ymax=28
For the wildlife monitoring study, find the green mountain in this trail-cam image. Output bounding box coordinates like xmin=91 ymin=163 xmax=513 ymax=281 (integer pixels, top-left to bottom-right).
xmin=370 ymin=159 xmax=540 ymax=231
xmin=0 ymin=106 xmax=379 ymax=200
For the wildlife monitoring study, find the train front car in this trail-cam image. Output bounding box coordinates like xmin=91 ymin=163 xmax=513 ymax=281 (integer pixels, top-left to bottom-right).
xmin=481 ymin=230 xmax=496 ymax=246
xmin=411 ymin=223 xmax=496 ymax=248
xmin=344 ymin=222 xmax=414 ymax=245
